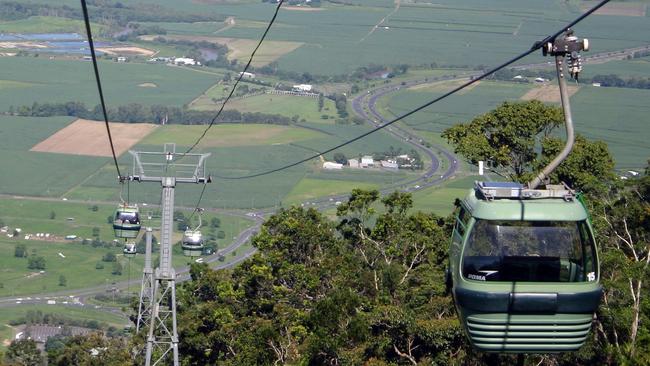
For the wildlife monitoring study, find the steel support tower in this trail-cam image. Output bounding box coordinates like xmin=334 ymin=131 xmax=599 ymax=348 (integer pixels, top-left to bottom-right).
xmin=136 ymin=227 xmax=154 ymax=333
xmin=129 ymin=144 xmax=211 ymax=366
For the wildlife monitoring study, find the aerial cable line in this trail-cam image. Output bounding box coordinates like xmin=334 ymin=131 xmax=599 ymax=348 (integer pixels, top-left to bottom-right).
xmin=211 ymin=0 xmax=611 ymax=180
xmin=182 ymin=0 xmax=284 ymax=213
xmin=79 ymin=0 xmax=123 ymax=179
xmin=187 ymin=183 xmax=207 ymax=223
xmin=183 ymin=0 xmax=285 ymax=155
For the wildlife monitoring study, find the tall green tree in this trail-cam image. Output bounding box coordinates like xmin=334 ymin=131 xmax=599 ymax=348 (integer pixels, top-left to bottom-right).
xmin=4 ymin=339 xmax=43 ymax=366
xmin=593 ymin=171 xmax=650 ymax=363
xmin=171 ymin=192 xmax=461 ymax=365
xmin=442 ymin=100 xmax=563 ymax=180
xmin=46 ymin=333 xmax=131 ymax=366
xmin=534 ymin=134 xmax=616 ymax=195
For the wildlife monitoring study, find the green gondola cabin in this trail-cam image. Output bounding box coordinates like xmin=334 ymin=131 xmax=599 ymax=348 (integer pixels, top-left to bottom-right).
xmin=123 ymin=242 xmax=137 ymax=258
xmin=113 ymin=205 xmax=141 ymax=239
xmin=181 ymin=229 xmax=204 ymax=257
xmin=448 ymin=182 xmax=601 ymax=353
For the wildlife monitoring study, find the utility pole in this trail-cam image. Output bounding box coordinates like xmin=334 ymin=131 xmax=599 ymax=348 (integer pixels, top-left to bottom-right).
xmin=129 ymin=144 xmax=211 ymax=366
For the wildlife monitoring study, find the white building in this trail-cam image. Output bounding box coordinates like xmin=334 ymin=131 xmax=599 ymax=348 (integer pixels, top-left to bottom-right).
xmin=323 ymin=162 xmax=343 ymax=170
xmin=239 ymin=72 xmax=256 ymax=79
xmin=380 ymin=160 xmax=398 ymax=170
xmin=149 ymin=57 xmax=171 ymax=63
xmin=173 ymin=57 xmax=199 ymax=66
xmin=361 ymin=155 xmax=374 ymax=168
xmin=292 ymin=84 xmax=313 ymax=92
xmin=348 ymin=158 xmax=360 ymax=168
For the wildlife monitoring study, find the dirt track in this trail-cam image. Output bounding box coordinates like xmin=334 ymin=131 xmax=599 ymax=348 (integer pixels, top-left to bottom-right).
xmin=96 ymin=46 xmax=155 ymax=56
xmin=521 ymin=83 xmax=579 ymax=103
xmin=30 ymin=119 xmax=157 ymax=157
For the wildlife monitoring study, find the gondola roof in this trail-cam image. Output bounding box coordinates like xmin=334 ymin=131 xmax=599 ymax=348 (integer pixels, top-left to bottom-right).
xmin=461 ymin=187 xmax=589 ymax=222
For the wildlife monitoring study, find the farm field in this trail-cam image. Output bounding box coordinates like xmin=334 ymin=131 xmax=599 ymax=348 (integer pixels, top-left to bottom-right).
xmin=0 ymin=57 xmax=216 ymax=110
xmin=189 ymin=0 xmax=650 ymax=75
xmin=71 ymin=122 xmax=418 ymax=209
xmin=583 ymin=55 xmax=650 ymax=79
xmin=0 ymin=16 xmax=101 ymax=34
xmin=31 ymin=119 xmax=157 ymax=157
xmin=4 ymin=1 xmax=650 ymax=77
xmin=192 ymin=93 xmax=339 ymax=122
xmin=137 ymin=21 xmax=229 ymax=36
xmin=382 ymin=80 xmax=532 ymax=133
xmin=0 ymin=116 xmax=109 ymax=197
xmin=571 ymin=85 xmax=650 ymax=169
xmin=382 ymin=77 xmax=650 ymax=169
xmin=140 ymin=123 xmax=326 ymax=147
xmin=141 ymin=35 xmax=303 ymax=67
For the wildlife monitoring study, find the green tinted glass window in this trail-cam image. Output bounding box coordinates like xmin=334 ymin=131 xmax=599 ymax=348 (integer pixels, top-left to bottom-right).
xmin=462 ymin=220 xmax=596 ymax=282
xmin=455 ymin=207 xmax=470 ymax=236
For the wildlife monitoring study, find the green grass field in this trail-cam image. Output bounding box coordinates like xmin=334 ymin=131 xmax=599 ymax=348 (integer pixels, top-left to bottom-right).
xmin=411 ymin=175 xmax=481 ymax=215
xmin=571 ymin=85 xmax=650 ymax=169
xmin=191 ymin=92 xmax=340 ymax=123
xmin=0 ymin=198 xmax=118 ymax=242
xmin=283 ymin=177 xmax=379 ymax=205
xmin=72 ymin=121 xmax=417 ymax=209
xmin=0 ymin=16 xmax=104 ymax=34
xmin=381 ymin=76 xmax=650 ymax=169
xmin=140 ymin=123 xmax=326 ymax=147
xmin=383 ymin=80 xmax=532 ymax=133
xmin=193 ymin=0 xmax=650 ymax=75
xmin=0 ymin=57 xmax=216 ymax=110
xmin=0 ymin=197 xmax=254 ymax=297
xmin=5 ymin=0 xmax=650 ymax=77
xmin=0 ymin=116 xmax=109 ymax=197
xmin=585 ymin=56 xmax=650 ymax=79
xmin=0 ymin=237 xmax=139 ymax=297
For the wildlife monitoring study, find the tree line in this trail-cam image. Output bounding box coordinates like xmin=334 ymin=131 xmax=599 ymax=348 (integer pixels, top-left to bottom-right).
xmin=145 ymin=37 xmax=232 ymax=69
xmin=488 ymin=67 xmax=650 ymax=90
xmin=585 ymin=73 xmax=650 ymax=89
xmin=0 ymin=0 xmax=219 ymax=27
xmin=8 ymin=101 xmax=292 ymax=125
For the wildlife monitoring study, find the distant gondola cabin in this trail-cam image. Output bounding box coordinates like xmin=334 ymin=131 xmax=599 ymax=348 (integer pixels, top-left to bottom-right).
xmin=181 ymin=230 xmax=204 ymax=257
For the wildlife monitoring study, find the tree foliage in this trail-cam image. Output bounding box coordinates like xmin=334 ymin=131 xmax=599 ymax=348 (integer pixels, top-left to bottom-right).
xmin=27 ymin=256 xmax=45 ymax=270
xmin=46 ymin=333 xmax=131 ymax=366
xmin=172 ymin=194 xmax=462 ymax=365
xmin=442 ymin=100 xmax=563 ymax=180
xmin=4 ymin=339 xmax=43 ymax=366
xmin=533 ymin=134 xmax=616 ymax=195
xmin=591 ymin=171 xmax=650 ymax=364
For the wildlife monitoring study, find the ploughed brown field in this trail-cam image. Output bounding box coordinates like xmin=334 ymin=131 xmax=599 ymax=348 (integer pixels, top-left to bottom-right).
xmin=30 ymin=119 xmax=157 ymax=157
